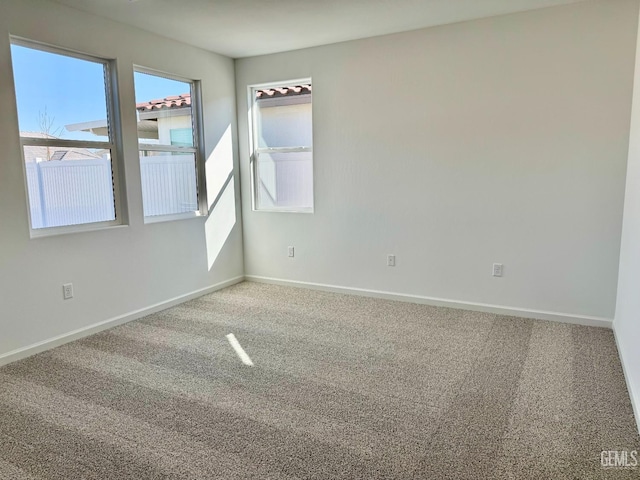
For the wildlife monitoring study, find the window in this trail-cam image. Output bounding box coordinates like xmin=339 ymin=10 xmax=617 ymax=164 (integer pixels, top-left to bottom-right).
xmin=134 ymin=68 xmax=204 ymax=220
xmin=250 ymin=80 xmax=313 ymax=212
xmin=10 ymin=39 xmax=123 ymax=234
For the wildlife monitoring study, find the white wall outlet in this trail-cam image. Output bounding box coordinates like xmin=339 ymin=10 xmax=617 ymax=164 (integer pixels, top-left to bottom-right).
xmin=63 ymin=283 xmax=74 ymax=299
xmin=492 ymin=263 xmax=503 ymax=277
xmin=387 ymin=254 xmax=396 ymax=267
xmin=288 ymin=246 xmax=295 ymax=258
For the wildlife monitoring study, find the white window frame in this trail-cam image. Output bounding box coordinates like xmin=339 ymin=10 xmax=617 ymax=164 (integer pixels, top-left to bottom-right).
xmin=134 ymin=66 xmax=207 ymax=223
xmin=11 ymin=37 xmax=126 ymax=238
xmin=248 ymin=78 xmax=313 ymax=213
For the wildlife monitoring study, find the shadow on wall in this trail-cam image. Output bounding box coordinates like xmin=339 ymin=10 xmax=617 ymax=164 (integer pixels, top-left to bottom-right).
xmin=204 ymin=124 xmax=237 ymax=271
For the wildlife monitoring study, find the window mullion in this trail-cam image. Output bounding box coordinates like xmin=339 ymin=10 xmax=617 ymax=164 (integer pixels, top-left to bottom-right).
xmin=138 ymin=144 xmax=197 ymax=154
xmin=20 ymin=138 xmax=114 ymax=150
xmin=255 ymin=146 xmax=311 ymax=154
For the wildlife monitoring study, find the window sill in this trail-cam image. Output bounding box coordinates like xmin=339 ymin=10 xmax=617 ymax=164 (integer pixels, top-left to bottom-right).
xmin=30 ymin=221 xmax=126 ymax=239
xmin=144 ymin=211 xmax=205 ymax=224
xmin=253 ymin=207 xmax=314 ymax=214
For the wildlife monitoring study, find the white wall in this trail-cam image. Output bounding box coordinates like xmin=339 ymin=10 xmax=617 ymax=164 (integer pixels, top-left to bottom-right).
xmin=236 ymin=0 xmax=639 ymax=321
xmin=0 ymin=0 xmax=243 ymax=361
xmin=615 ymin=4 xmax=640 ymax=434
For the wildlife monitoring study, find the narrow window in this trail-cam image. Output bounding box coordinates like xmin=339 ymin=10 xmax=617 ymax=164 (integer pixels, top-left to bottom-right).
xmin=134 ymin=69 xmax=204 ymax=220
xmin=10 ymin=39 xmax=123 ymax=235
xmin=250 ymin=80 xmax=313 ymax=212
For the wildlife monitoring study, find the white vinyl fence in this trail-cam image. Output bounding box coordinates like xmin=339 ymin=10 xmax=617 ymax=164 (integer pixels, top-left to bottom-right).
xmin=25 ymin=159 xmax=116 ymax=229
xmin=25 ymin=155 xmax=197 ymax=229
xmin=140 ymin=154 xmax=198 ymax=217
xmin=256 ymin=151 xmax=313 ymax=209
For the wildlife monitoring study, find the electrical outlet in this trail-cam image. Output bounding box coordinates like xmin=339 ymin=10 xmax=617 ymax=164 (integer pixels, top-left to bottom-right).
xmin=288 ymin=246 xmax=295 ymax=258
xmin=63 ymin=283 xmax=74 ymax=300
xmin=387 ymin=254 xmax=396 ymax=267
xmin=492 ymin=263 xmax=503 ymax=277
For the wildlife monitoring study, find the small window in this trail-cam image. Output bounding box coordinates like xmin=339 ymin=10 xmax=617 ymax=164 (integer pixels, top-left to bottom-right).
xmin=134 ymin=69 xmax=204 ymax=220
xmin=10 ymin=39 xmax=123 ymax=234
xmin=250 ymin=80 xmax=313 ymax=212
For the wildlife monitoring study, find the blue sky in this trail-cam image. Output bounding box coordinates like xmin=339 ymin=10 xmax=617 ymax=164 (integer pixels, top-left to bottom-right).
xmin=11 ymin=44 xmax=189 ymax=142
xmin=134 ymin=71 xmax=189 ymax=106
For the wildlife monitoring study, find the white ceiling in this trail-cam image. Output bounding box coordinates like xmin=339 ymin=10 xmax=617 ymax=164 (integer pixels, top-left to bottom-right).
xmin=50 ymin=0 xmax=589 ymax=58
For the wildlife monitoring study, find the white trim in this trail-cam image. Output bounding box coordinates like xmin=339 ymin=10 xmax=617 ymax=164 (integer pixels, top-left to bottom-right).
xmin=30 ymin=223 xmax=128 ymax=239
xmin=248 ymin=77 xmax=312 ymax=91
xmin=144 ymin=211 xmax=204 ymax=224
xmin=138 ymin=144 xmax=197 ymax=153
xmin=253 ymin=207 xmax=314 ymax=214
xmin=255 ymin=146 xmax=311 ymax=154
xmin=248 ymin=77 xmax=314 ymax=213
xmin=21 ymin=138 xmax=112 ymax=150
xmin=245 ymin=275 xmax=613 ymax=329
xmin=10 ymin=35 xmax=111 ymax=66
xmin=0 ymin=275 xmax=244 ymax=368
xmin=133 ymin=64 xmax=195 ymax=85
xmin=133 ymin=66 xmax=207 ymax=217
xmin=12 ymin=37 xmax=126 ymax=237
xmin=613 ymin=325 xmax=640 ymax=435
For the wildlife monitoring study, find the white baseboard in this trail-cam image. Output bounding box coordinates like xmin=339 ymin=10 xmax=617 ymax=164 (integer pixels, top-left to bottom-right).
xmin=0 ymin=275 xmax=244 ymax=368
xmin=613 ymin=325 xmax=640 ymax=435
xmin=245 ymin=275 xmax=613 ymax=329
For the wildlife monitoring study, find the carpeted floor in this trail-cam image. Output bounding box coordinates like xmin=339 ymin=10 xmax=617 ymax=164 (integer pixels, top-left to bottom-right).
xmin=0 ymin=281 xmax=638 ymax=479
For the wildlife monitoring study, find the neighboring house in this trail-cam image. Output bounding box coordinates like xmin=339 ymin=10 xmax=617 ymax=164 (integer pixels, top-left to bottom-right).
xmin=20 ymin=131 xmax=104 ymax=162
xmin=65 ymin=93 xmax=194 ymax=149
xmin=255 ymin=84 xmax=312 ymax=147
xmin=137 ymin=93 xmax=193 ymax=147
xmin=253 ymin=84 xmax=313 ymax=210
xmin=65 ymin=86 xmax=312 ymax=151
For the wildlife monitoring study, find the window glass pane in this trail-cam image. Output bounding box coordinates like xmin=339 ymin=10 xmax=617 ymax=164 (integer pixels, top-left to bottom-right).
xmin=11 ymin=40 xmax=121 ymax=232
xmin=256 ymin=151 xmax=313 ymax=210
xmin=11 ymin=44 xmax=110 ymax=142
xmin=252 ymin=82 xmax=313 ymax=211
xmin=255 ymin=94 xmax=312 ymax=149
xmin=170 ymin=128 xmax=193 ymax=147
xmin=134 ymin=71 xmax=193 ymax=146
xmin=24 ymin=147 xmax=115 ymax=229
xmin=134 ymin=70 xmax=200 ymax=218
xmin=139 ymin=151 xmax=198 ymax=217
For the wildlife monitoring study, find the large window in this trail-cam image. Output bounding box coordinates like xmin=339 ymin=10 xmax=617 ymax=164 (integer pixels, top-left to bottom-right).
xmin=134 ymin=68 xmax=204 ymax=220
xmin=10 ymin=39 xmax=123 ymax=234
xmin=250 ymin=80 xmax=313 ymax=212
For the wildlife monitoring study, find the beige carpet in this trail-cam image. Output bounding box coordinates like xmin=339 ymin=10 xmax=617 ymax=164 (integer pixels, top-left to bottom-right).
xmin=0 ymin=281 xmax=638 ymax=479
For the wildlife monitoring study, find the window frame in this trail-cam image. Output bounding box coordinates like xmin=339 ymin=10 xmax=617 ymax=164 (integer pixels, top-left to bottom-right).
xmin=10 ymin=37 xmax=126 ymax=238
xmin=248 ymin=78 xmax=314 ymax=213
xmin=133 ymin=66 xmax=207 ymax=223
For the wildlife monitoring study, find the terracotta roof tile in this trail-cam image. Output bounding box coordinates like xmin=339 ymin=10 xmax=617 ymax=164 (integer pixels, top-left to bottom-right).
xmin=256 ymin=84 xmax=312 ymax=99
xmin=135 ymin=85 xmax=311 ymax=110
xmin=136 ymin=93 xmax=191 ymax=111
